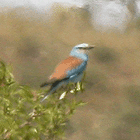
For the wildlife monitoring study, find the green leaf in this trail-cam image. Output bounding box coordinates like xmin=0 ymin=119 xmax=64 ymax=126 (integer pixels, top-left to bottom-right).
xmin=0 ymin=60 xmax=86 ymax=140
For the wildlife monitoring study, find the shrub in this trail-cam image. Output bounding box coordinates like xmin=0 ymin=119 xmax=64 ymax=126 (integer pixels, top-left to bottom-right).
xmin=0 ymin=61 xmax=85 ymax=140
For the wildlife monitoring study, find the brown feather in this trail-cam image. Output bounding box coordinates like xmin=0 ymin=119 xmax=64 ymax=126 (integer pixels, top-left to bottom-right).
xmin=40 ymin=56 xmax=83 ymax=87
xmin=50 ymin=56 xmax=83 ymax=80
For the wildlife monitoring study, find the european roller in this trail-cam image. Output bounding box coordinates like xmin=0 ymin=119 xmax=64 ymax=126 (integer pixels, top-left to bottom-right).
xmin=40 ymin=43 xmax=94 ymax=102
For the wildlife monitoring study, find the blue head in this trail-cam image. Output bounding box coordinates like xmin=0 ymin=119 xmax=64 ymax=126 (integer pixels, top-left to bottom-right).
xmin=70 ymin=43 xmax=94 ymax=61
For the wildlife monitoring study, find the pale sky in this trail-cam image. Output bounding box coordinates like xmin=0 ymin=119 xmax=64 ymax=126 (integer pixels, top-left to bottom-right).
xmin=0 ymin=0 xmax=84 ymax=8
xmin=1 ymin=0 xmax=140 ymax=32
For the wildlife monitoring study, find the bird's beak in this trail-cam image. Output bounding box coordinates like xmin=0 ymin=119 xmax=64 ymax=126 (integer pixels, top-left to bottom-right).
xmin=87 ymin=45 xmax=95 ymax=50
xmin=78 ymin=45 xmax=95 ymax=50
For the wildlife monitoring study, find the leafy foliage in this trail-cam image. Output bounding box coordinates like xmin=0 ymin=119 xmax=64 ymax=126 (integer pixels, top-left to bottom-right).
xmin=0 ymin=61 xmax=85 ymax=140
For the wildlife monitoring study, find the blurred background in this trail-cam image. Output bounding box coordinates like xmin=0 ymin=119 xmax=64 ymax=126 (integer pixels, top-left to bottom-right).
xmin=0 ymin=0 xmax=140 ymax=139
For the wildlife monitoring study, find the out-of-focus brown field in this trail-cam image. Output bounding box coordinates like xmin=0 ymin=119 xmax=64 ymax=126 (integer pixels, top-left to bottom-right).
xmin=0 ymin=4 xmax=140 ymax=140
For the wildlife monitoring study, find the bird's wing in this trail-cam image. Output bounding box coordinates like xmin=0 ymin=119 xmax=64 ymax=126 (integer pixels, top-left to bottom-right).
xmin=40 ymin=56 xmax=84 ymax=87
xmin=50 ymin=56 xmax=84 ymax=80
xmin=40 ymin=78 xmax=58 ymax=87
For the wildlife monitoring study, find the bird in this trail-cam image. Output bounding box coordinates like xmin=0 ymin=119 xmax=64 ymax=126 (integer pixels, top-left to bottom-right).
xmin=40 ymin=43 xmax=94 ymax=102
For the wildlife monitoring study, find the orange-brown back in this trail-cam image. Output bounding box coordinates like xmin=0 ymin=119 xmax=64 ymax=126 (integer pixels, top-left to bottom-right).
xmin=50 ymin=56 xmax=83 ymax=80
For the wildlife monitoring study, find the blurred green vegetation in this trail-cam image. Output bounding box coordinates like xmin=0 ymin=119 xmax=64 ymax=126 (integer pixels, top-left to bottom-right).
xmin=0 ymin=4 xmax=140 ymax=140
xmin=0 ymin=61 xmax=86 ymax=139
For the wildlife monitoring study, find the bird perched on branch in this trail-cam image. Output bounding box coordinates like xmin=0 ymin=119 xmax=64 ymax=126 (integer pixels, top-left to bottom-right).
xmin=40 ymin=43 xmax=94 ymax=102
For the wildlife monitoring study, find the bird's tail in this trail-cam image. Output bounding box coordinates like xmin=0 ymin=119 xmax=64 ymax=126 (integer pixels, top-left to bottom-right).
xmin=40 ymin=86 xmax=58 ymax=102
xmin=40 ymin=91 xmax=51 ymax=102
xmin=40 ymin=82 xmax=49 ymax=87
xmin=40 ymin=78 xmax=57 ymax=87
xmin=40 ymin=80 xmax=66 ymax=103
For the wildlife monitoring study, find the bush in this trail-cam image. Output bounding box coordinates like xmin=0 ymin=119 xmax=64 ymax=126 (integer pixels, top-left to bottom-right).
xmin=0 ymin=61 xmax=85 ymax=140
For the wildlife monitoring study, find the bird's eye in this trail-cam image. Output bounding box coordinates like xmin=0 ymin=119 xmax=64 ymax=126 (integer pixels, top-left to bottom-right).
xmin=78 ymin=47 xmax=83 ymax=49
xmin=78 ymin=47 xmax=87 ymax=50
